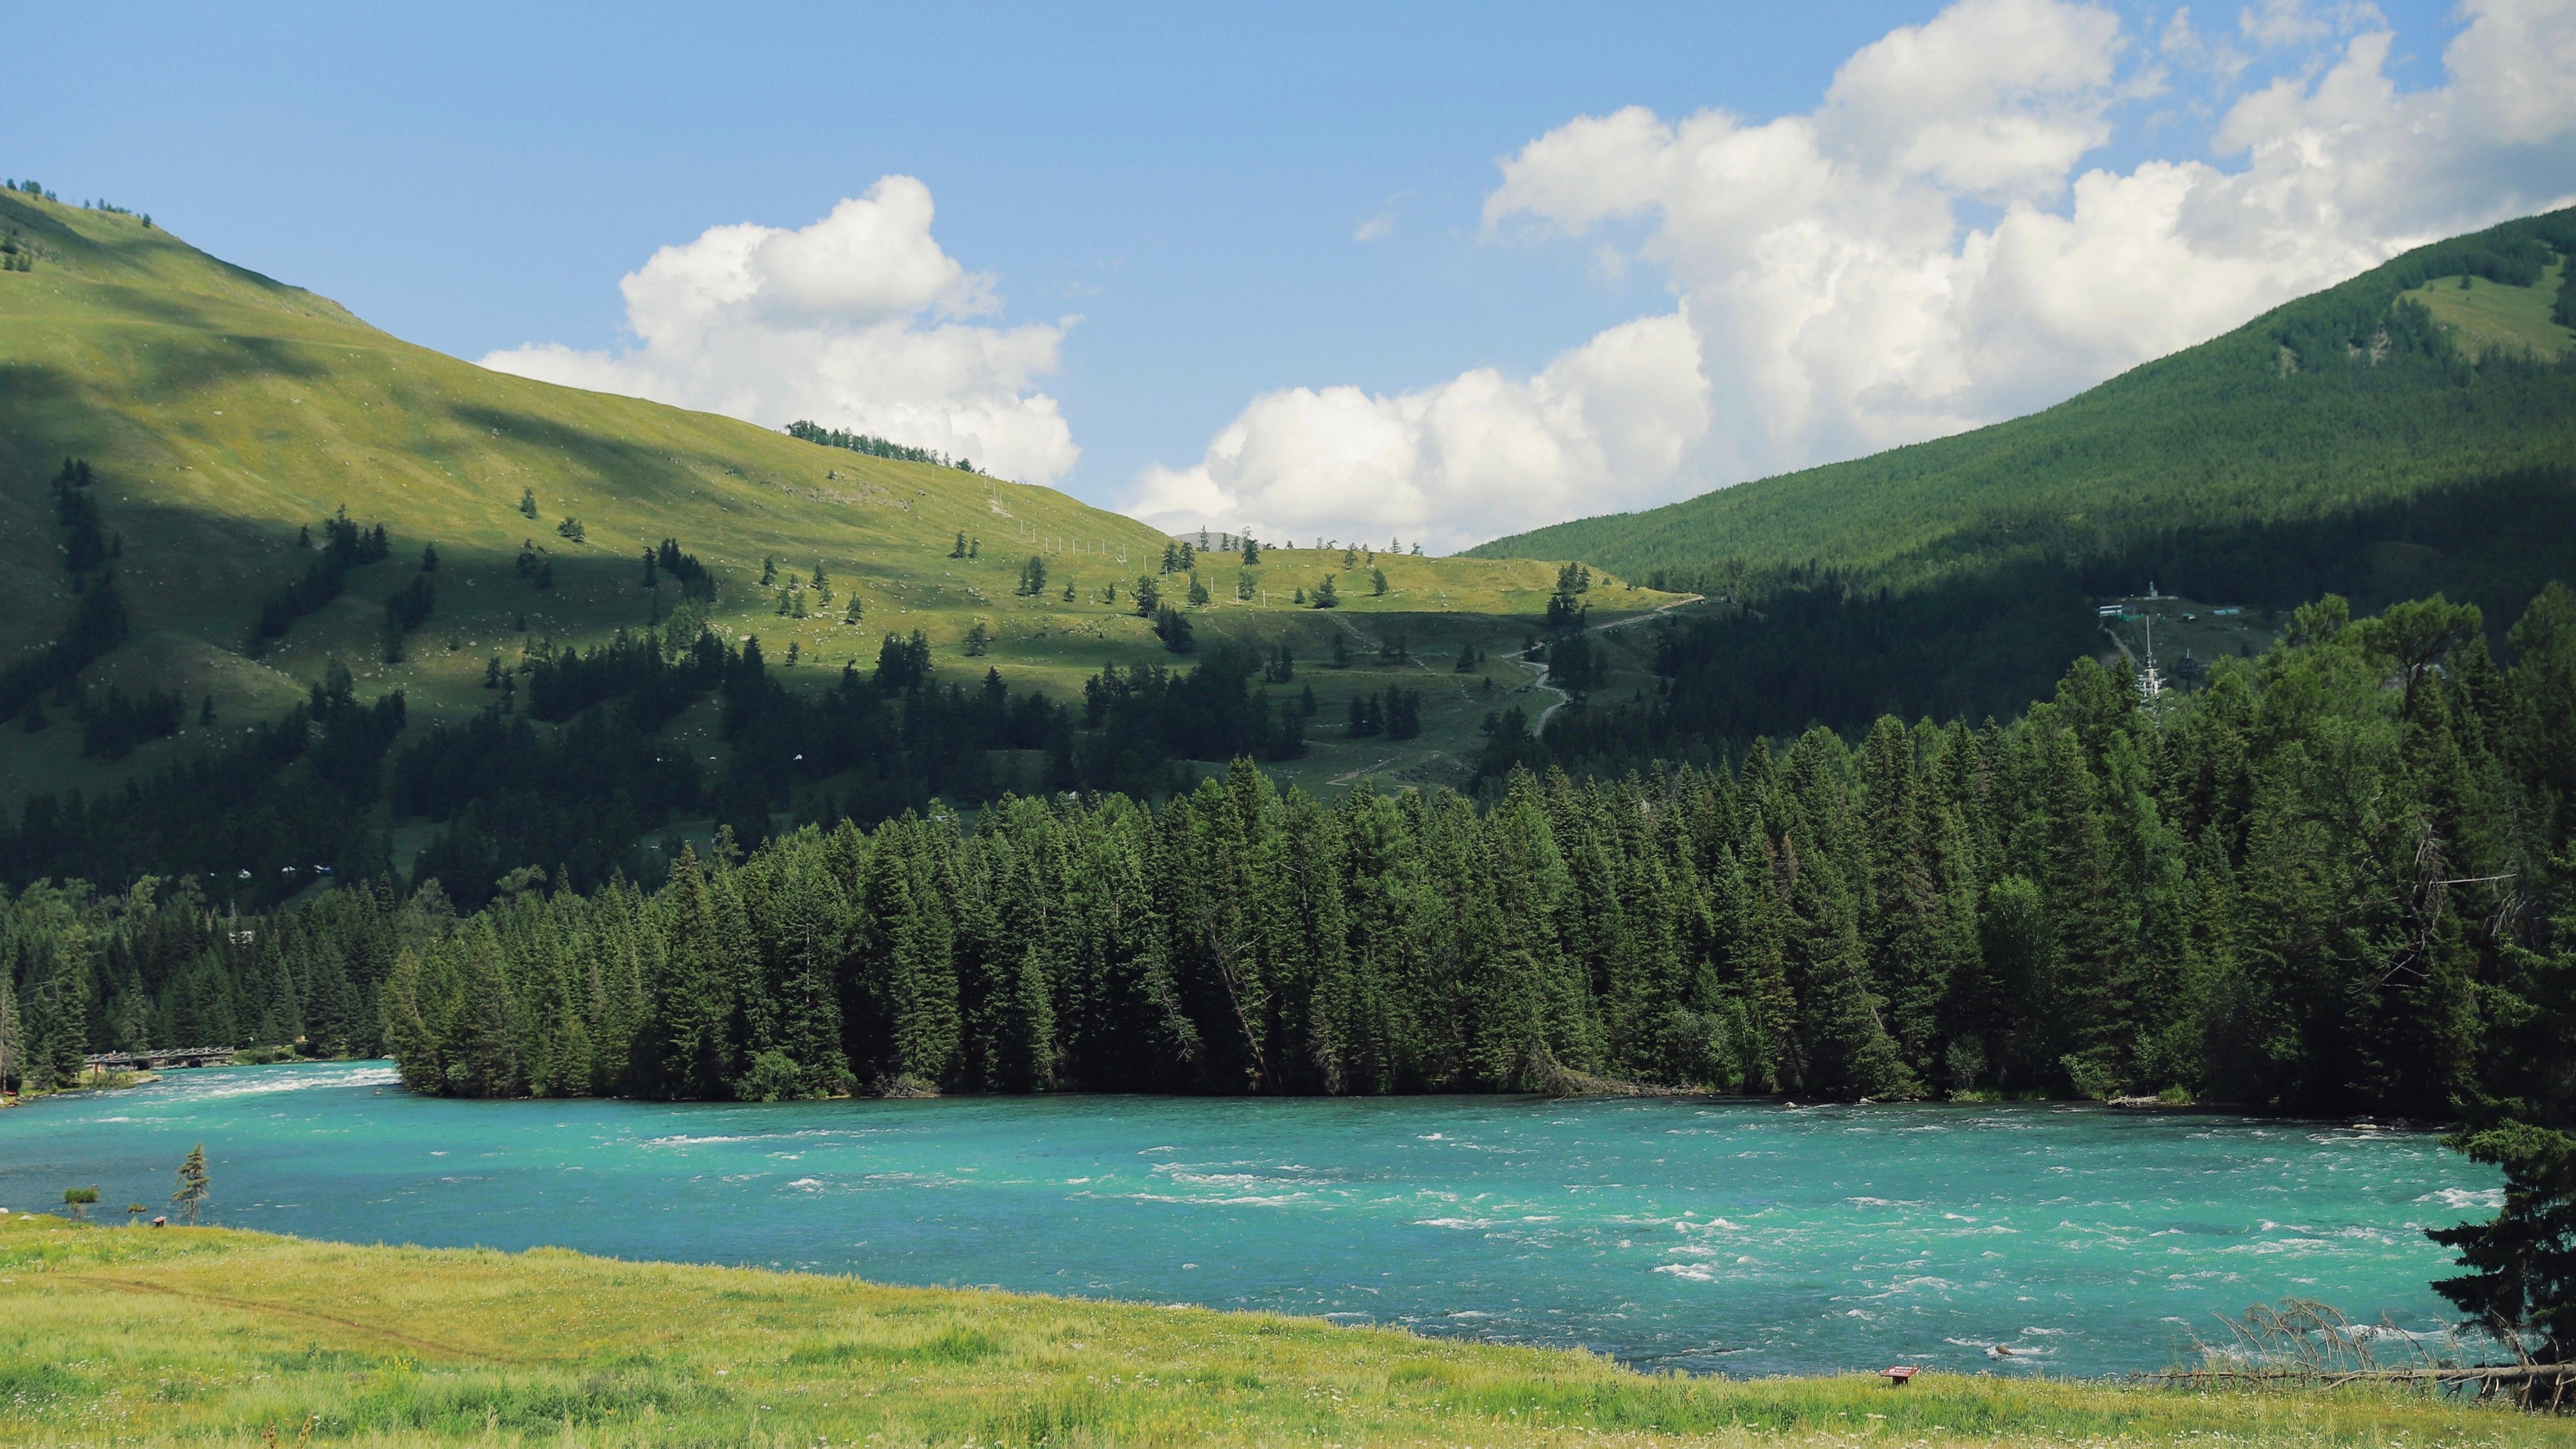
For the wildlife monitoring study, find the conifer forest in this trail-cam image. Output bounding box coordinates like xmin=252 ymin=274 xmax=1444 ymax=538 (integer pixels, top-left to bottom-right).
xmin=7 ymin=587 xmax=2568 ymax=1146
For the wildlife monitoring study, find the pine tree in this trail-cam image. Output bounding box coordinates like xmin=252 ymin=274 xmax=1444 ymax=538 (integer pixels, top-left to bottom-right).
xmin=0 ymin=970 xmax=20 ymax=1093
xmin=379 ymin=946 xmax=445 ymax=1093
xmin=445 ymin=924 xmax=523 ymax=1097
xmin=770 ymin=856 xmax=852 ymax=1096
xmin=1860 ymin=717 xmax=1946 ymax=1075
xmin=172 ymin=1144 xmax=209 ymax=1225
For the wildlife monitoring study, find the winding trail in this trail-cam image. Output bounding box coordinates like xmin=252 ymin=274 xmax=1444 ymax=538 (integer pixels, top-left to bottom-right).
xmin=1320 ymin=610 xmax=1479 ymax=787
xmin=1308 ymin=593 xmax=1704 ymax=786
xmin=1514 ymin=594 xmax=1704 ymax=733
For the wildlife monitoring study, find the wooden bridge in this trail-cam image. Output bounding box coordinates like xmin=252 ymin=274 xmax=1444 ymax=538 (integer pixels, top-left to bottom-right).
xmin=83 ymin=1047 xmax=237 ymax=1071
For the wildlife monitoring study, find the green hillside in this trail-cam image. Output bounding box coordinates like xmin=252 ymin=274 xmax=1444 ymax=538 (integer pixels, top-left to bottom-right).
xmin=0 ymin=187 xmax=1166 ymax=750
xmin=0 ymin=187 xmax=1682 ymax=897
xmin=1465 ymin=208 xmax=2576 ymax=755
xmin=1470 ymin=208 xmax=2576 ymax=591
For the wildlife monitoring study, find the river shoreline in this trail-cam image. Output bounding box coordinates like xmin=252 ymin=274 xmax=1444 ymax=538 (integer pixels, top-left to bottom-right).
xmin=0 ymin=1060 xmax=2488 ymax=1381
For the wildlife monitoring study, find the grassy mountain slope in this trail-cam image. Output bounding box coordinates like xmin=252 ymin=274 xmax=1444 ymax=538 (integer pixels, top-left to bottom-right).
xmin=1469 ymin=208 xmax=2576 ymax=596
xmin=0 ymin=190 xmax=1677 ymax=814
xmin=1462 ymin=209 xmax=2576 ymax=752
xmin=10 ymin=1215 xmax=2570 ymax=1447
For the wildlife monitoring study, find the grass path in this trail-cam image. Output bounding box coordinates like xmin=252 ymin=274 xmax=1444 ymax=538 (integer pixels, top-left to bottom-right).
xmin=6 ymin=1214 xmax=2570 ymax=1447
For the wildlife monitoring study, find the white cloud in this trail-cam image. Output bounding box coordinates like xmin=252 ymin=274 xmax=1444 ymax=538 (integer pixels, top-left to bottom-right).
xmin=1134 ymin=0 xmax=2576 ymax=551
xmin=481 ymin=176 xmax=1077 ymax=484
xmin=1131 ymin=311 xmax=1708 ymax=550
xmin=1354 ymin=213 xmax=1395 ymax=243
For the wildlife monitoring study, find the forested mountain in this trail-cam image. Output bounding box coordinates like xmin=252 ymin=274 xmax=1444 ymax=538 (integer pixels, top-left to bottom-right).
xmin=1469 ymin=209 xmax=2576 ymax=746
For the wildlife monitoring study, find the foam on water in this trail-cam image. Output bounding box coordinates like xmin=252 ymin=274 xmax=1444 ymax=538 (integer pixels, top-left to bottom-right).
xmin=0 ymin=1064 xmax=2496 ymax=1377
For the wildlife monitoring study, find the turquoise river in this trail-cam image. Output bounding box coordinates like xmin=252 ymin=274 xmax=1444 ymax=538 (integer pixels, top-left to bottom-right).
xmin=0 ymin=1062 xmax=2499 ymax=1378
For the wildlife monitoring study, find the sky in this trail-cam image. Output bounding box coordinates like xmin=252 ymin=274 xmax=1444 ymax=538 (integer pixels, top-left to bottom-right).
xmin=16 ymin=1 xmax=2576 ymax=550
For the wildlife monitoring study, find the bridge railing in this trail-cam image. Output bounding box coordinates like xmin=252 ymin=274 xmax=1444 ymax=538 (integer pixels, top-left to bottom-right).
xmin=79 ymin=1048 xmax=240 ymax=1070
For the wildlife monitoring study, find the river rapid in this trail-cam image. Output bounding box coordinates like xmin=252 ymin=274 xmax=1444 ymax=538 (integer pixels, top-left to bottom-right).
xmin=0 ymin=1062 xmax=2498 ymax=1377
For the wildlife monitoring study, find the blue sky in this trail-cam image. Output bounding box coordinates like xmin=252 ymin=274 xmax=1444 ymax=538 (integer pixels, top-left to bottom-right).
xmin=18 ymin=1 xmax=2573 ymax=547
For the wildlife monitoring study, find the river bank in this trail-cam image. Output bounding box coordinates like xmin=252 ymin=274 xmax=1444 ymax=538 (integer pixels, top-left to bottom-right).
xmin=4 ymin=1214 xmax=2568 ymax=1447
xmin=0 ymin=1062 xmax=2494 ymax=1380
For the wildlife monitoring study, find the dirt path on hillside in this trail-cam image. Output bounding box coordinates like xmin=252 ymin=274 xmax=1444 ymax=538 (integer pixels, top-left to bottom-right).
xmin=1319 ymin=611 xmax=1481 ymax=786
xmin=1515 ymin=594 xmax=1704 ymax=733
xmin=1316 ymin=594 xmax=1702 ymax=784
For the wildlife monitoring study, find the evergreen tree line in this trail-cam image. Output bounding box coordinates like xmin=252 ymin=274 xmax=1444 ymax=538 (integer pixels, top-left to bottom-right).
xmin=1080 ymin=652 xmax=1306 ymax=787
xmin=15 ymin=577 xmax=2570 ymax=1119
xmin=71 ymin=685 xmax=187 ymax=761
xmin=1 ymin=458 xmax=130 ymax=725
xmin=0 ymin=664 xmax=408 ymax=910
xmin=785 ymin=420 xmax=983 ymax=474
xmin=53 ymin=457 xmax=111 ymax=575
xmin=643 ymin=537 xmax=714 ymax=599
xmin=381 ymin=573 xmax=435 ymax=652
xmin=248 ymin=510 xmax=394 ymax=655
xmin=357 ymin=584 xmax=2575 ymax=1120
xmin=0 ymin=604 xmax=1319 ymax=917
xmin=1346 ymin=688 xmax=1422 ymax=740
xmin=0 ymin=576 xmax=127 ymax=728
xmin=1558 ymin=467 xmax=2576 ymax=779
xmin=1 ymin=872 xmax=410 ymax=1091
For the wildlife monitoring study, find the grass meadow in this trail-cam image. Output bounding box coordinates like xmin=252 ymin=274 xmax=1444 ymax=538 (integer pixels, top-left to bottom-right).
xmin=4 ymin=1215 xmax=2569 ymax=1447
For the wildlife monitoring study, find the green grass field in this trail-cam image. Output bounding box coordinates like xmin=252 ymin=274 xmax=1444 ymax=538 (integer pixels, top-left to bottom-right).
xmin=3 ymin=1214 xmax=2565 ymax=1447
xmin=2407 ymin=262 xmax=2573 ymax=361
xmin=0 ymin=191 xmax=1683 ymax=815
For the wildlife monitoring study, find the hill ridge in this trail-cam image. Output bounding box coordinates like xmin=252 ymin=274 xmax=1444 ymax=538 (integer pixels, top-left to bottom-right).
xmin=1468 ymin=205 xmax=2576 ymax=592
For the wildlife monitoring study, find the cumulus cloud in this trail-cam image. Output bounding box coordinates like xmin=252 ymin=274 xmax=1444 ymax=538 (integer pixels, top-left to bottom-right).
xmin=482 ymin=176 xmax=1077 ymax=484
xmin=1130 ymin=311 xmax=1709 ymax=549
xmin=1135 ymin=0 xmax=2576 ymax=551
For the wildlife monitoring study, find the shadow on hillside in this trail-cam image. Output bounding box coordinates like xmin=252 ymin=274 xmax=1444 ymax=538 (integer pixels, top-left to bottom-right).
xmin=445 ymin=403 xmax=738 ymax=500
xmin=0 ymin=362 xmax=92 ymax=493
xmin=1569 ymin=465 xmax=2576 ymax=756
xmin=0 ymin=361 xmax=75 ymax=415
xmin=88 ymin=289 xmax=337 ymax=396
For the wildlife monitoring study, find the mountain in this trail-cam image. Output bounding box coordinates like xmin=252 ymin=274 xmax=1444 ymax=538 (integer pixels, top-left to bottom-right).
xmin=0 ymin=187 xmax=1679 ymax=899
xmin=1466 ymin=207 xmax=2576 ymax=752
xmin=0 ymin=186 xmax=1174 ymax=743
xmin=1471 ymin=207 xmax=2576 ymax=593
